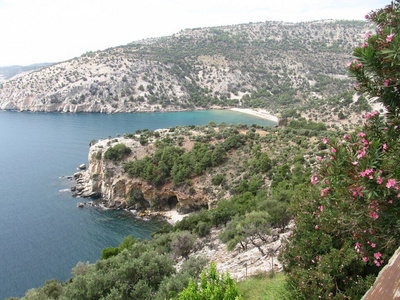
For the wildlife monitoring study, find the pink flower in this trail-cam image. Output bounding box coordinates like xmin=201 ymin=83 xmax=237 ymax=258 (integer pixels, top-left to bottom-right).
xmin=374 ymin=252 xmax=382 ymax=260
xmin=357 ymin=151 xmax=366 ymax=159
xmin=311 ymin=174 xmax=318 ymax=185
xmin=364 ymin=113 xmax=371 ymax=119
xmin=357 ymin=132 xmax=366 ymax=137
xmin=371 ymin=243 xmax=376 ymax=248
xmin=386 ymin=179 xmax=396 ymax=188
xmin=386 ymin=33 xmax=395 ymax=42
xmin=377 ymin=176 xmax=383 ymax=184
xmin=371 ymin=111 xmax=378 ymax=116
xmin=362 ymin=257 xmax=369 ymax=263
xmin=322 ymin=137 xmax=328 ymax=144
xmin=331 ymin=148 xmax=336 ymax=153
xmin=361 ymin=42 xmax=368 ymax=48
xmin=353 ymin=186 xmax=363 ymax=197
xmin=352 ymin=161 xmax=358 ymax=165
xmin=369 ymin=211 xmax=379 ymax=220
xmin=365 ymin=32 xmax=370 ymax=39
xmin=374 ymin=260 xmax=381 ymax=267
xmin=355 ymin=242 xmax=361 ymax=253
xmin=384 ymin=79 xmax=391 ymax=86
xmin=321 ymin=187 xmax=330 ymax=197
xmin=315 ymin=225 xmax=319 ymax=229
xmin=344 ymin=134 xmax=351 ymax=140
xmin=360 ymin=168 xmax=374 ymax=177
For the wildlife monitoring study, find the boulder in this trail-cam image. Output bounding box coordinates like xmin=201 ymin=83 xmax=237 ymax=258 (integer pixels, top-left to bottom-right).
xmin=73 ymin=172 xmax=83 ymax=179
xmin=78 ymin=164 xmax=86 ymax=170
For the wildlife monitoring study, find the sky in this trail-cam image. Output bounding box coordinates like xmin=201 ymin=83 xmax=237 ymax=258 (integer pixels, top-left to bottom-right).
xmin=0 ymin=0 xmax=390 ymax=66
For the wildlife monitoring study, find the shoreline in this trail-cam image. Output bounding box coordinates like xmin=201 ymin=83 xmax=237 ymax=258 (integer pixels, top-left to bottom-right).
xmin=162 ymin=209 xmax=188 ymax=225
xmin=1 ymin=107 xmax=279 ymax=123
xmin=229 ymin=108 xmax=279 ymax=123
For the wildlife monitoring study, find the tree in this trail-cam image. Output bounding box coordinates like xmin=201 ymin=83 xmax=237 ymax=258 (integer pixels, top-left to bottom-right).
xmin=61 ymin=243 xmax=175 ymax=299
xmin=170 ymin=231 xmax=196 ymax=259
xmin=219 ymin=211 xmax=271 ymax=255
xmin=211 ymin=144 xmax=227 ymax=166
xmin=104 ymin=143 xmax=131 ymax=161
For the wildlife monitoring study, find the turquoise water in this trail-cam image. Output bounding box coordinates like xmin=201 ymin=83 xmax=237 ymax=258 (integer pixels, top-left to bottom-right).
xmin=0 ymin=110 xmax=275 ymax=298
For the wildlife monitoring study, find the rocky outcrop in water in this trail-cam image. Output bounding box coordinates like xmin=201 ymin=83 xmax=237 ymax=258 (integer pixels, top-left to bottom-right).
xmin=73 ymin=130 xmax=211 ymax=212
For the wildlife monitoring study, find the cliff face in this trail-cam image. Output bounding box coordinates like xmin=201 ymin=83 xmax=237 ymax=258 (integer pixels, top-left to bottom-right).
xmin=75 ymin=131 xmax=210 ymax=212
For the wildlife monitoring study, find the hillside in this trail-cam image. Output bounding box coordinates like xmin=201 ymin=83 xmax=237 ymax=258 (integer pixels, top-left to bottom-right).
xmin=0 ymin=20 xmax=373 ymax=123
xmin=74 ymin=121 xmax=330 ymax=212
xmin=0 ymin=63 xmax=54 ymax=82
xmin=71 ymin=120 xmax=331 ymax=278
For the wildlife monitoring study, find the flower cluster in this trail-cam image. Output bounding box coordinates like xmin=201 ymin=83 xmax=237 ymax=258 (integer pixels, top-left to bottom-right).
xmin=349 ymin=1 xmax=400 ymax=116
xmin=281 ymin=111 xmax=400 ymax=299
xmin=281 ymin=3 xmax=400 ymax=298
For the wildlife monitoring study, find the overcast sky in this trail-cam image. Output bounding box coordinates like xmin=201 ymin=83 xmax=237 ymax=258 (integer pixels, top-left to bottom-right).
xmin=0 ymin=0 xmax=390 ymax=66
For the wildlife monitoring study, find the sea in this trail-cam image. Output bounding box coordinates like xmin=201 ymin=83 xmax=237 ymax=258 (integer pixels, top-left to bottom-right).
xmin=0 ymin=109 xmax=276 ymax=299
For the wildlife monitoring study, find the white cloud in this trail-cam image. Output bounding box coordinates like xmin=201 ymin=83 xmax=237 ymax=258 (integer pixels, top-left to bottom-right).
xmin=0 ymin=0 xmax=390 ymax=66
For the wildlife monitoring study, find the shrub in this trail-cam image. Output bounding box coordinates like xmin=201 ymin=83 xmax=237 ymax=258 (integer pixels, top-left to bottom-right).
xmin=104 ymin=143 xmax=131 ymax=161
xmin=173 ymin=262 xmax=242 ymax=300
xmin=212 ymin=174 xmax=226 ymax=186
xmin=196 ymin=222 xmax=211 ymax=238
xmin=281 ymin=3 xmax=400 ymax=298
xmin=170 ymin=231 xmax=195 ymax=259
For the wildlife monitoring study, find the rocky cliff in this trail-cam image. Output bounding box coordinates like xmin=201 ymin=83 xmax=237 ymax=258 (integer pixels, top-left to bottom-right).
xmin=73 ymin=128 xmax=216 ymax=213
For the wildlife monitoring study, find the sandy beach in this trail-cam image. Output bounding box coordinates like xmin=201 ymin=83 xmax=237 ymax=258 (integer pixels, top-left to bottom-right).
xmin=230 ymin=108 xmax=279 ymax=123
xmin=163 ymin=209 xmax=188 ymax=225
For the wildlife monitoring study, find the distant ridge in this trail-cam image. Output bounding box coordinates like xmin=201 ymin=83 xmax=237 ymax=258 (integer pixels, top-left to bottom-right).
xmin=0 ymin=63 xmax=54 ymax=81
xmin=0 ymin=20 xmax=373 ymax=119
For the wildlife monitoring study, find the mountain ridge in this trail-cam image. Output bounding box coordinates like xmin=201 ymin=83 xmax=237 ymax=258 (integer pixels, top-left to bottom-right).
xmin=0 ymin=20 xmax=372 ymax=117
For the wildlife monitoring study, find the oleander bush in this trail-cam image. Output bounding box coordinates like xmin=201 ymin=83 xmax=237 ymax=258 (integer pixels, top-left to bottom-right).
xmin=281 ymin=2 xmax=400 ymax=298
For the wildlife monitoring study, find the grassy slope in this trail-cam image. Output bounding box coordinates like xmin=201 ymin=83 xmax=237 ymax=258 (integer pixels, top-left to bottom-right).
xmin=238 ymin=272 xmax=301 ymax=300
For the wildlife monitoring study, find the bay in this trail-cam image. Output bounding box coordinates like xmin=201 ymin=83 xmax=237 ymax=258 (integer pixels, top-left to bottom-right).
xmin=0 ymin=110 xmax=275 ymax=298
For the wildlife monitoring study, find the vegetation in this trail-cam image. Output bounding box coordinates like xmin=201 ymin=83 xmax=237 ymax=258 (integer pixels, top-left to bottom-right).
xmin=103 ymin=143 xmax=131 ymax=161
xmin=281 ymin=2 xmax=400 ymax=299
xmin=11 ymin=3 xmax=400 ymax=299
xmin=237 ymin=272 xmax=299 ymax=300
xmin=12 ymin=235 xmax=208 ymax=300
xmin=172 ymin=262 xmax=242 ymax=300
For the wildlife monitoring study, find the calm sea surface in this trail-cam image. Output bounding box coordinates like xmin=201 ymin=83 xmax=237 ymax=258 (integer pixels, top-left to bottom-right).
xmin=0 ymin=110 xmax=275 ymax=298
